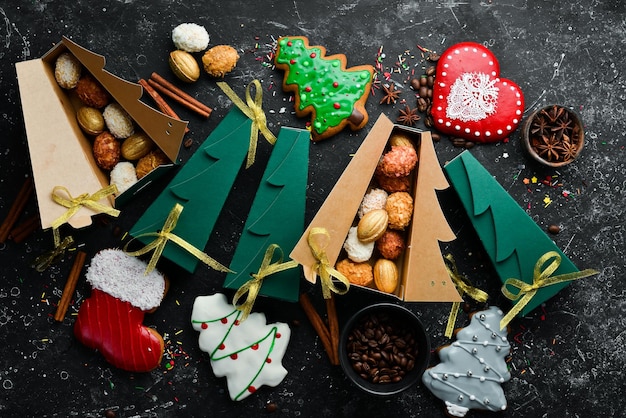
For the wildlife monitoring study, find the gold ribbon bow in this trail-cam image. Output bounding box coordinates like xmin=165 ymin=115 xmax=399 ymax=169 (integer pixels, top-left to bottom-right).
xmin=499 ymin=251 xmax=598 ymax=330
xmin=444 ymin=254 xmax=490 ymax=338
xmin=33 ymin=235 xmax=74 ymax=272
xmin=307 ymin=227 xmax=350 ymax=299
xmin=232 ymin=244 xmax=299 ymax=321
xmin=216 ymin=80 xmax=277 ymax=168
xmin=50 ymin=185 xmax=120 ymax=246
xmin=124 ymin=203 xmax=231 ymax=275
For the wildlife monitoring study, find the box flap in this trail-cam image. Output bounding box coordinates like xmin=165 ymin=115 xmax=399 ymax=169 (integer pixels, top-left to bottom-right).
xmin=402 ymin=131 xmax=461 ymax=302
xmin=16 ymin=58 xmax=110 ymax=229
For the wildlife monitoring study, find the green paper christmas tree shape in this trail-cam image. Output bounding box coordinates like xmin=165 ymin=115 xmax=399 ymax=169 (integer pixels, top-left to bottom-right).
xmin=444 ymin=151 xmax=579 ymax=316
xmin=129 ymin=108 xmax=252 ymax=273
xmin=223 ymin=127 xmax=310 ymax=302
xmin=274 ymin=36 xmax=374 ymax=141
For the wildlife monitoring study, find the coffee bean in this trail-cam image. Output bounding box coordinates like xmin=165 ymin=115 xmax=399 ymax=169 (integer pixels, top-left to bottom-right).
xmin=548 ymin=224 xmax=561 ymax=234
xmin=345 ymin=311 xmax=420 ymax=385
xmin=419 ymin=86 xmax=429 ymax=99
xmin=426 ymin=66 xmax=437 ymax=76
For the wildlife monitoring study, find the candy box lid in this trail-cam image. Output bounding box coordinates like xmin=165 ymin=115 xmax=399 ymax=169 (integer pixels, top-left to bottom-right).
xmin=15 ymin=36 xmax=188 ymax=229
xmin=290 ymin=113 xmax=463 ymax=302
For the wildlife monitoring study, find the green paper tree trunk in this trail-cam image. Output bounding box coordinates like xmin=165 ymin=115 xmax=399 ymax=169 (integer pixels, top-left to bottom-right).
xmin=223 ymin=127 xmax=310 ymax=302
xmin=129 ymin=108 xmax=252 ymax=273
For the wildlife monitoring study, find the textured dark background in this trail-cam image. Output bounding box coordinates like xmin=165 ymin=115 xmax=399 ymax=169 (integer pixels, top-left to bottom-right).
xmin=1 ymin=1 xmax=625 ymax=417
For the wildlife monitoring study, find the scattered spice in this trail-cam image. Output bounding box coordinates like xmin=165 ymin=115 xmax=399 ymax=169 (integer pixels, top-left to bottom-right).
xmin=379 ymin=82 xmax=401 ymax=105
xmin=396 ymin=105 xmax=420 ymax=126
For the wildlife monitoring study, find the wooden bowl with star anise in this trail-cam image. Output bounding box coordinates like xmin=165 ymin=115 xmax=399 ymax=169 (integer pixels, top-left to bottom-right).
xmin=521 ymin=104 xmax=585 ymax=167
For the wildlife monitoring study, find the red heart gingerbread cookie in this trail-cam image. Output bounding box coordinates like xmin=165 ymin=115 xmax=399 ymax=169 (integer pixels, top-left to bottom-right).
xmin=431 ymin=42 xmax=524 ymax=143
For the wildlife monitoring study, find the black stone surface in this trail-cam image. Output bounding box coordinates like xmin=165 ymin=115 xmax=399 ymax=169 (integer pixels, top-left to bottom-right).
xmin=1 ymin=1 xmax=625 ymax=417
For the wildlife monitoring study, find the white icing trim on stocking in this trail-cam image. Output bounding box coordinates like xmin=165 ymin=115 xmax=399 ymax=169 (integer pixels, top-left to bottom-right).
xmin=86 ymin=249 xmax=165 ymax=311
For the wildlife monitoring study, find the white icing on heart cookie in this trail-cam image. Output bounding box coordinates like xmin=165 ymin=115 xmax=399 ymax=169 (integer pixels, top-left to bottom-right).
xmin=431 ymin=42 xmax=524 ymax=143
xmin=191 ymin=293 xmax=290 ymax=401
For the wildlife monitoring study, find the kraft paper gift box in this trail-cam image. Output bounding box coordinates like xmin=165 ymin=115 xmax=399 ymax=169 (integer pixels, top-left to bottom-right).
xmin=291 ymin=114 xmax=463 ymax=302
xmin=15 ymin=36 xmax=187 ymax=230
xmin=444 ymin=151 xmax=584 ymax=316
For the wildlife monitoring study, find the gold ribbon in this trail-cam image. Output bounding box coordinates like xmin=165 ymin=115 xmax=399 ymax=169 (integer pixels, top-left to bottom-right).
xmin=216 ymin=80 xmax=277 ymax=168
xmin=33 ymin=235 xmax=74 ymax=272
xmin=124 ymin=203 xmax=232 ymax=275
xmin=50 ymin=185 xmax=120 ymax=246
xmin=307 ymin=227 xmax=350 ymax=299
xmin=443 ymin=254 xmax=490 ymax=338
xmin=232 ymin=244 xmax=299 ymax=321
xmin=499 ymin=251 xmax=598 ymax=330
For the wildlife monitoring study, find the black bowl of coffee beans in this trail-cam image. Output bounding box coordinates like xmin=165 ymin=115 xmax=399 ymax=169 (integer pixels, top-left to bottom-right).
xmin=339 ymin=303 xmax=430 ymax=395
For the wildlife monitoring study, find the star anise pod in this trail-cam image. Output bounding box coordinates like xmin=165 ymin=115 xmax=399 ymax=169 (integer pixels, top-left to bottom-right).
xmin=557 ymin=135 xmax=579 ymax=161
xmin=534 ymin=134 xmax=561 ymax=161
xmin=551 ymin=113 xmax=572 ymax=138
xmin=530 ymin=115 xmax=550 ymax=136
xmin=396 ymin=105 xmax=420 ymax=126
xmin=380 ymin=82 xmax=401 ymax=105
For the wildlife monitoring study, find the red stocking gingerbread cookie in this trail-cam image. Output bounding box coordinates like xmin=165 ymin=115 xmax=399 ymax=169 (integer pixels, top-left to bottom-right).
xmin=431 ymin=42 xmax=524 ymax=143
xmin=74 ymin=249 xmax=167 ymax=372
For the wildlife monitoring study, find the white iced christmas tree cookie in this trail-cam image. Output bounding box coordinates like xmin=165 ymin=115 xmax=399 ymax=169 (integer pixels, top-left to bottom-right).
xmin=191 ymin=293 xmax=290 ymax=401
xmin=422 ymin=306 xmax=511 ymax=417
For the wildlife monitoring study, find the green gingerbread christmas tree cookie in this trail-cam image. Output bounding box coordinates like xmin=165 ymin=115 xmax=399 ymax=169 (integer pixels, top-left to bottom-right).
xmin=274 ymin=36 xmax=374 ymax=141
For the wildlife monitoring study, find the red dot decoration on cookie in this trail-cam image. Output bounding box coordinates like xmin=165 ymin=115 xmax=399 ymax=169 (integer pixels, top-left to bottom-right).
xmin=201 ymin=322 xmax=208 ymax=329
xmin=191 ymin=294 xmax=291 ymax=402
xmin=430 ymin=42 xmax=524 ymax=143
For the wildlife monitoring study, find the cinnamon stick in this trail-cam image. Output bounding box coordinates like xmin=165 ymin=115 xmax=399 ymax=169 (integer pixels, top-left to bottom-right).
xmin=54 ymin=250 xmax=87 ymax=322
xmin=147 ymin=79 xmax=211 ymax=119
xmin=9 ymin=214 xmax=39 ymax=243
xmin=0 ymin=177 xmax=34 ymax=243
xmin=138 ymin=78 xmax=189 ymax=133
xmin=299 ymin=293 xmax=339 ymax=365
xmin=150 ymin=72 xmax=212 ymax=117
xmin=325 ymin=294 xmax=340 ymax=365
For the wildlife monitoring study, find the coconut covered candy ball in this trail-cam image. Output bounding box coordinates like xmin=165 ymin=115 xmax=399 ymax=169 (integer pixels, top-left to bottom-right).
xmin=172 ymin=23 xmax=210 ymax=52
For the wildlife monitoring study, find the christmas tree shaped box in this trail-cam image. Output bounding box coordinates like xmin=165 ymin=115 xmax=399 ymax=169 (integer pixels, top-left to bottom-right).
xmin=291 ymin=113 xmax=463 ymax=302
xmin=443 ymin=151 xmax=585 ymax=317
xmin=15 ymin=36 xmax=187 ymax=230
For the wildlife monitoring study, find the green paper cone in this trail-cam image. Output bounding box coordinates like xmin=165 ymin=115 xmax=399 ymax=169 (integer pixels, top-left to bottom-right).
xmin=129 ymin=107 xmax=252 ymax=273
xmin=223 ymin=127 xmax=310 ymax=302
xmin=444 ymin=151 xmax=579 ymax=317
